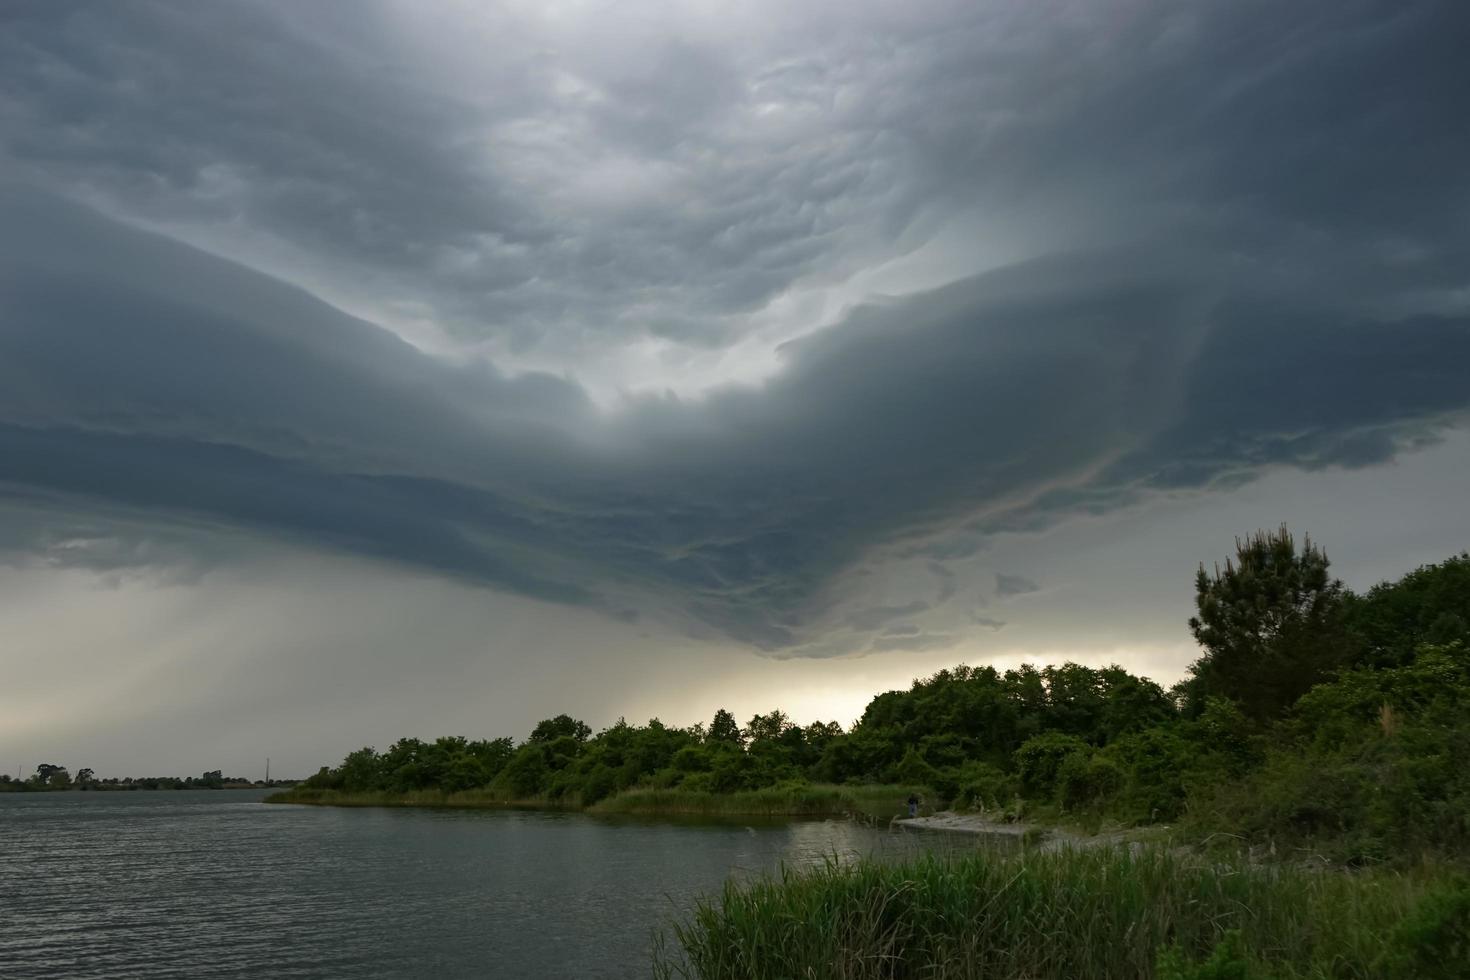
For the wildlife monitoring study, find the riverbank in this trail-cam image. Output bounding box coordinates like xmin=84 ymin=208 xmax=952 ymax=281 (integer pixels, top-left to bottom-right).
xmin=266 ymin=782 xmax=926 ymax=820
xmin=264 ymin=787 xmax=573 ymax=809
xmin=654 ymin=843 xmax=1467 ymax=979
xmin=896 ymin=809 xmax=1178 ymax=855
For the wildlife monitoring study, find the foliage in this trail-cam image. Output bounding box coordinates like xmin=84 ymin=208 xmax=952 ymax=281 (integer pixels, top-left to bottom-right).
xmin=1155 ymin=931 xmax=1261 ymax=980
xmin=1382 ymin=876 xmax=1470 ymax=979
xmin=1346 ymin=552 xmax=1470 ymax=667
xmin=1185 ymin=643 xmax=1470 ymax=864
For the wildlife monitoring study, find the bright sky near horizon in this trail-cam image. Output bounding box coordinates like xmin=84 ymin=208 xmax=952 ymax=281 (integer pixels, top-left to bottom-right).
xmin=2 ymin=0 xmax=1469 ymax=777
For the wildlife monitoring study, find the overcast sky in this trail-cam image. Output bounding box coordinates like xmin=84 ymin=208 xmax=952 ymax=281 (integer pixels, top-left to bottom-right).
xmin=3 ymin=0 xmax=1468 ymax=778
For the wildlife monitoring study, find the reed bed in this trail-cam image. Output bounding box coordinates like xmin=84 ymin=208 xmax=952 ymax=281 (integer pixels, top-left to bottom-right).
xmin=655 ymin=845 xmax=1453 ymax=979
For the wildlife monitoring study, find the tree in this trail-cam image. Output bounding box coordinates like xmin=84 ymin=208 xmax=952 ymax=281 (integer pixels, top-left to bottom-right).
xmin=34 ymin=764 xmax=71 ymax=789
xmin=529 ymin=715 xmax=592 ymax=743
xmin=707 ymin=709 xmax=743 ymax=745
xmin=1345 ymin=552 xmax=1470 ymax=667
xmin=744 ymin=710 xmax=794 ymax=744
xmin=1185 ymin=526 xmax=1350 ymax=718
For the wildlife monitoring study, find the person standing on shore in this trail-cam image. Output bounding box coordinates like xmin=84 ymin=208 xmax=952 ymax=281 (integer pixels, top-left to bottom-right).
xmin=907 ymin=792 xmax=920 ymax=818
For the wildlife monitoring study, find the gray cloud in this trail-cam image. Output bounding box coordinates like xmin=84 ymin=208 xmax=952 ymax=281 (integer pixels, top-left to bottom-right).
xmin=971 ymin=616 xmax=1007 ymax=632
xmin=870 ymin=631 xmax=957 ymax=653
xmin=6 ymin=1 xmax=1464 ymax=379
xmin=995 ymin=574 xmax=1040 ymax=598
xmin=2 ymin=0 xmax=1469 ymax=656
xmin=847 ymin=602 xmax=931 ymax=632
xmin=927 ymin=562 xmax=958 ymax=604
xmin=4 ymin=184 xmax=1470 ymax=651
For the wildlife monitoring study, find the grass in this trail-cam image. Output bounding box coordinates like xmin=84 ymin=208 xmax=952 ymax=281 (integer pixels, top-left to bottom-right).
xmin=654 ymin=845 xmax=1466 ymax=979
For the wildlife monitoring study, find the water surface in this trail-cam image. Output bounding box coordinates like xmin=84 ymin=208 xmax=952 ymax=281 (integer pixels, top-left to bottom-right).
xmin=1 ymin=790 xmax=985 ymax=978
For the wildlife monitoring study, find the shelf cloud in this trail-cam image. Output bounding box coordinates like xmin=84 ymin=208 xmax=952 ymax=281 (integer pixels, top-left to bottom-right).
xmin=2 ymin=0 xmax=1469 ymax=662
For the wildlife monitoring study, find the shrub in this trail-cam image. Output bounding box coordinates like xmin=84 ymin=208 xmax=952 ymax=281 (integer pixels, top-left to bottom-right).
xmin=1014 ymin=732 xmax=1090 ymax=799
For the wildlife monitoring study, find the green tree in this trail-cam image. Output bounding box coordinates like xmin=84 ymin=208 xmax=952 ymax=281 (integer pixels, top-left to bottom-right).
xmin=1186 ymin=526 xmax=1350 ymax=718
xmin=529 ymin=715 xmax=592 ymax=743
xmin=1345 ymin=552 xmax=1470 ymax=667
xmin=707 ymin=709 xmax=743 ymax=745
xmin=744 ymin=710 xmax=793 ymax=744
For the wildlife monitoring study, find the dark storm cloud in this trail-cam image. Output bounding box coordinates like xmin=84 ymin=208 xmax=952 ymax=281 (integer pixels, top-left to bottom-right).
xmin=5 ymin=0 xmax=1460 ymax=362
xmin=3 ymin=0 xmax=1470 ymax=653
xmin=4 ymin=187 xmax=1469 ymax=651
xmin=0 ymin=0 xmax=975 ymax=349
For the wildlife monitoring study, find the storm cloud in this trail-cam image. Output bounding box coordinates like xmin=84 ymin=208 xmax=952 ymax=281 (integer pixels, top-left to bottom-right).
xmin=2 ymin=0 xmax=1469 ymax=657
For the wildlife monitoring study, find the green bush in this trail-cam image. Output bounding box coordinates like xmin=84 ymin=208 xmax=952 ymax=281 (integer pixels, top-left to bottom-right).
xmin=1014 ymin=732 xmax=1090 ymax=799
xmin=1155 ymin=931 xmax=1262 ymax=980
xmin=1382 ymin=877 xmax=1470 ymax=978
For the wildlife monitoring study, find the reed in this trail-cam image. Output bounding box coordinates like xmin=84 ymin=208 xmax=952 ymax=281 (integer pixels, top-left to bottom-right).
xmin=655 ymin=845 xmax=1457 ymax=979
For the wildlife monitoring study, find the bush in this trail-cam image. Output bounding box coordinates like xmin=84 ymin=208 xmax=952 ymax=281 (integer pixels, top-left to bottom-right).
xmin=1155 ymin=931 xmax=1261 ymax=980
xmin=1057 ymin=752 xmax=1123 ymax=812
xmin=1014 ymin=732 xmax=1090 ymax=799
xmin=1382 ymin=877 xmax=1470 ymax=978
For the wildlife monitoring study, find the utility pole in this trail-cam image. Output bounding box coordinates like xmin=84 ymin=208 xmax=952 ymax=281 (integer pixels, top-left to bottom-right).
xmin=265 ymin=757 xmax=270 ymax=784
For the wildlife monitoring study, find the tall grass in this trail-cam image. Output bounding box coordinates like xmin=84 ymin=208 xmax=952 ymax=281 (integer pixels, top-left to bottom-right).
xmin=655 ymin=845 xmax=1457 ymax=979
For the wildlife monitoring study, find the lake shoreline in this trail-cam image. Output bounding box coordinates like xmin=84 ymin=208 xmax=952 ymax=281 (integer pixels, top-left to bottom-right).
xmin=266 ymin=782 xmax=926 ymax=820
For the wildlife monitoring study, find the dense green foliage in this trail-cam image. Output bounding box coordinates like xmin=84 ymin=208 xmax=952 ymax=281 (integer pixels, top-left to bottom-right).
xmin=283 ymin=533 xmax=1470 ymax=865
xmin=653 ymin=846 xmax=1465 ymax=979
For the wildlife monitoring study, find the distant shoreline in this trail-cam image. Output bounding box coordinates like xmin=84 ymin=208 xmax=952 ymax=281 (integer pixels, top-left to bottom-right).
xmin=1 ymin=782 xmax=297 ymax=794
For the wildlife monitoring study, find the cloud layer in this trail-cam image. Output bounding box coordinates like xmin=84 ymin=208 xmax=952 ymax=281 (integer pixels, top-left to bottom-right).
xmin=2 ymin=0 xmax=1469 ymax=655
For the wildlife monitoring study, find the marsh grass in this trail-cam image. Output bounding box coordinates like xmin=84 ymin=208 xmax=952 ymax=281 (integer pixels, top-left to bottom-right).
xmin=654 ymin=845 xmax=1448 ymax=979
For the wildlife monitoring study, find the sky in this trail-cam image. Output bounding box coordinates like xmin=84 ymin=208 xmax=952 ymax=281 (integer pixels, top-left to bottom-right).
xmin=2 ymin=0 xmax=1469 ymax=779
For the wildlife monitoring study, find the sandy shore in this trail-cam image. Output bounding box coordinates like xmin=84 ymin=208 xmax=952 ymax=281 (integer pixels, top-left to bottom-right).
xmin=898 ymin=811 xmax=1036 ymax=836
xmin=896 ymin=810 xmax=1169 ymax=853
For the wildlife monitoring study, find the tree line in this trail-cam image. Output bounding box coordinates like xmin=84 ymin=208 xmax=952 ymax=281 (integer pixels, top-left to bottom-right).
xmin=0 ymin=767 xmax=269 ymax=791
xmin=299 ymin=529 xmax=1470 ymax=861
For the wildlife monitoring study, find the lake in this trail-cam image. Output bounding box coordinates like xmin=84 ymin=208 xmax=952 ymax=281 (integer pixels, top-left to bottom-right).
xmin=0 ymin=789 xmax=988 ymax=978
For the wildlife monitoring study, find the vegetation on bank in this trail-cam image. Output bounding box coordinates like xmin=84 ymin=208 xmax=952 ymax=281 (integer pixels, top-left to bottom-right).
xmin=275 ymin=531 xmax=1470 ymax=866
xmin=271 ymin=782 xmax=929 ymax=820
xmin=589 ymin=783 xmax=922 ymax=819
xmin=653 ymin=847 xmax=1470 ymax=980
